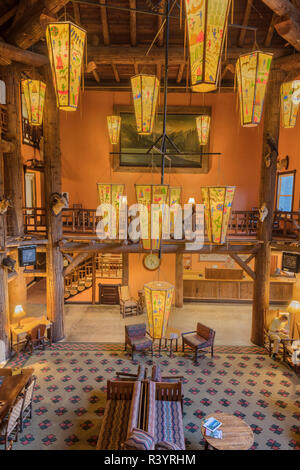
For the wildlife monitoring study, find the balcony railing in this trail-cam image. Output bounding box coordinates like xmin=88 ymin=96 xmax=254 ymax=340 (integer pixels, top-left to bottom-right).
xmin=20 ymin=207 xmax=300 ymax=241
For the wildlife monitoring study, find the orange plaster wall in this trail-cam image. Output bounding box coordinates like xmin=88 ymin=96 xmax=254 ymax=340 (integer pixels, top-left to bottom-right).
xmin=59 ymin=90 xmax=263 ymax=211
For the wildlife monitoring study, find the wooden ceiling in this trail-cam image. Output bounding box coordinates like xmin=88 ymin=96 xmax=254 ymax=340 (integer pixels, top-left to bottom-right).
xmin=0 ymin=1 xmax=298 ymax=90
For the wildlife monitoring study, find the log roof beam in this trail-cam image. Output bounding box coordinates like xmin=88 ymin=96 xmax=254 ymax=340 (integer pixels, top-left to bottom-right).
xmin=99 ymin=0 xmax=110 ymax=45
xmin=262 ymin=0 xmax=300 ymax=51
xmin=0 ymin=40 xmax=48 ymax=67
xmin=238 ymin=0 xmax=253 ymax=47
xmin=129 ymin=0 xmax=137 ymax=46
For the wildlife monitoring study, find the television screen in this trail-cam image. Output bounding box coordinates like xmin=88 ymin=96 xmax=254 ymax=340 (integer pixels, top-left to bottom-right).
xmin=18 ymin=245 xmax=37 ymax=267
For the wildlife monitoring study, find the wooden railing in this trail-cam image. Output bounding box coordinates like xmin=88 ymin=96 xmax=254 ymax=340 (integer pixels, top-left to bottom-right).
xmin=21 ymin=207 xmax=300 ymax=241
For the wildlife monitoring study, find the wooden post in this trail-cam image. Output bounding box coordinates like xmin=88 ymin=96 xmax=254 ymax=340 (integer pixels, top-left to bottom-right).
xmin=44 ymin=66 xmax=64 ymax=342
xmin=8 ymin=249 xmax=27 ymax=320
xmin=4 ymin=65 xmax=24 ymax=237
xmin=0 ymin=137 xmax=9 ymax=359
xmin=251 ymin=69 xmax=286 ymax=346
xmin=122 ymin=253 xmax=129 ymax=286
xmin=92 ymin=254 xmax=96 ymax=305
xmin=175 ymin=252 xmax=183 ymax=308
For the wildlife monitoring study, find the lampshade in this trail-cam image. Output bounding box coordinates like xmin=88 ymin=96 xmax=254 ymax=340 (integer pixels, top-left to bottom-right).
xmin=196 ymin=115 xmax=211 ymax=145
xmin=184 ymin=0 xmax=231 ymax=92
xmin=107 ymin=115 xmax=121 ymax=144
xmin=287 ymin=300 xmax=300 ymax=314
xmin=135 ymin=184 xmax=169 ymax=250
xmin=14 ymin=304 xmax=26 ymax=329
xmin=46 ymin=21 xmax=86 ymax=111
xmin=201 ymin=186 xmax=236 ymax=244
xmin=169 ymin=187 xmax=182 ymax=237
xmin=21 ymin=79 xmax=46 ymax=126
xmin=131 ymin=74 xmax=160 ymax=135
xmin=236 ymin=51 xmax=273 ymax=127
xmin=97 ymin=183 xmax=125 ymax=238
xmin=280 ymin=81 xmax=300 ymax=128
xmin=144 ymin=281 xmax=174 ymax=339
xmin=188 ymin=197 xmax=195 ymax=204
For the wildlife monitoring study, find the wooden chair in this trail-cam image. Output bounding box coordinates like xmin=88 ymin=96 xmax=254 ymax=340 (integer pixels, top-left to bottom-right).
xmin=25 ymin=324 xmax=51 ymax=354
xmin=19 ymin=376 xmax=36 ymax=432
xmin=0 ymin=395 xmax=24 ymax=450
xmin=182 ymin=322 xmax=215 ymax=363
xmin=119 ymin=286 xmax=139 ymax=318
xmin=125 ymin=323 xmax=153 ymax=360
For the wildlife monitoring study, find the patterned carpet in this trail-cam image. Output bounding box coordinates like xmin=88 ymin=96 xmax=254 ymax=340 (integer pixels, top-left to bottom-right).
xmin=1 ymin=343 xmax=299 ymax=451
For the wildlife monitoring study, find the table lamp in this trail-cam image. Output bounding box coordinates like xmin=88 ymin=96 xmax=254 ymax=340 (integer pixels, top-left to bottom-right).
xmin=287 ymin=300 xmax=300 ymax=314
xmin=14 ymin=305 xmax=26 ymax=329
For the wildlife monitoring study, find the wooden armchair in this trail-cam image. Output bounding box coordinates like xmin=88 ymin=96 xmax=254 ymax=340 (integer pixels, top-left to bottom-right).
xmin=0 ymin=395 xmax=24 ymax=450
xmin=182 ymin=322 xmax=215 ymax=363
xmin=25 ymin=324 xmax=51 ymax=354
xmin=19 ymin=375 xmax=36 ymax=432
xmin=125 ymin=323 xmax=153 ymax=360
xmin=119 ymin=286 xmax=139 ymax=318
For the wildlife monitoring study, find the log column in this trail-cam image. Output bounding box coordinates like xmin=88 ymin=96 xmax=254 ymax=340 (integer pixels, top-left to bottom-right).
xmin=251 ymin=69 xmax=286 ymax=346
xmin=0 ymin=138 xmax=9 ymax=359
xmin=122 ymin=253 xmax=129 ymax=286
xmin=4 ymin=65 xmax=24 ymax=237
xmin=175 ymin=252 xmax=183 ymax=308
xmin=44 ymin=66 xmax=64 ymax=342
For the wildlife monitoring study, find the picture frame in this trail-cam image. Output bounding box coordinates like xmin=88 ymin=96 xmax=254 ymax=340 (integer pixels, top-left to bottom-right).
xmin=112 ymin=105 xmax=212 ymax=174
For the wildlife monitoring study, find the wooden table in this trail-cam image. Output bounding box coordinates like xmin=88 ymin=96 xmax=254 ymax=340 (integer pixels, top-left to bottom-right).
xmin=10 ymin=316 xmax=52 ymax=355
xmin=159 ymin=328 xmax=181 ymax=357
xmin=201 ymin=412 xmax=254 ymax=450
xmin=0 ymin=368 xmax=34 ymax=424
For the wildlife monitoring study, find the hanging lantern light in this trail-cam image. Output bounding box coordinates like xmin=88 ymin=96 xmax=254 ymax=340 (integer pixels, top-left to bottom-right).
xmin=46 ymin=21 xmax=86 ymax=111
xmin=135 ymin=184 xmax=169 ymax=250
xmin=201 ymin=186 xmax=235 ymax=244
xmin=21 ymin=79 xmax=46 ymax=126
xmin=97 ymin=183 xmax=125 ymax=238
xmin=184 ymin=0 xmax=231 ymax=92
xmin=107 ymin=115 xmax=121 ymax=144
xmin=131 ymin=74 xmax=160 ymax=135
xmin=196 ymin=115 xmax=211 ymax=145
xmin=144 ymin=281 xmax=174 ymax=340
xmin=280 ymin=81 xmax=300 ymax=128
xmin=236 ymin=51 xmax=273 ymax=127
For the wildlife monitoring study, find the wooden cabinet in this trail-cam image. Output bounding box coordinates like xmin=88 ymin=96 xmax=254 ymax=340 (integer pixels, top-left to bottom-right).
xmin=183 ymin=279 xmax=294 ymax=303
xmin=98 ymin=284 xmax=120 ymax=305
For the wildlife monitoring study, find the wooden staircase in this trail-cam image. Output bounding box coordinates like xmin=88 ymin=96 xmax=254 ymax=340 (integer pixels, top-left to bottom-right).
xmin=64 ymin=253 xmax=122 ymax=301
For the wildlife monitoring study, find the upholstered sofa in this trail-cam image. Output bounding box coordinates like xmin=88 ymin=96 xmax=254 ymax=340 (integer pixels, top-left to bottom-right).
xmin=96 ymin=380 xmax=141 ymax=450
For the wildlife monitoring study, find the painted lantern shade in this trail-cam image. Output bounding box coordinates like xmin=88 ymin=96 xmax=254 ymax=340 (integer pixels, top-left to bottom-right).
xmin=107 ymin=115 xmax=121 ymax=144
xmin=97 ymin=183 xmax=125 ymax=238
xmin=196 ymin=115 xmax=211 ymax=145
xmin=135 ymin=184 xmax=169 ymax=250
xmin=280 ymin=81 xmax=300 ymax=129
xmin=21 ymin=79 xmax=46 ymax=126
xmin=144 ymin=281 xmax=174 ymax=339
xmin=184 ymin=0 xmax=231 ymax=92
xmin=168 ymin=187 xmax=182 ymax=237
xmin=46 ymin=22 xmax=86 ymax=111
xmin=201 ymin=186 xmax=236 ymax=244
xmin=236 ymin=51 xmax=273 ymax=127
xmin=131 ymin=74 xmax=160 ymax=135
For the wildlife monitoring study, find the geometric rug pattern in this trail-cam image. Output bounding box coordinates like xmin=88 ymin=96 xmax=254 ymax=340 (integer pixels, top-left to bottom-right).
xmin=2 ymin=343 xmax=299 ymax=451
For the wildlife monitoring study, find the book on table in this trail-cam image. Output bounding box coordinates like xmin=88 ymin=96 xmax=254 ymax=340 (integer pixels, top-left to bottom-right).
xmin=203 ymin=416 xmax=222 ymax=432
xmin=205 ymin=428 xmax=223 ymax=439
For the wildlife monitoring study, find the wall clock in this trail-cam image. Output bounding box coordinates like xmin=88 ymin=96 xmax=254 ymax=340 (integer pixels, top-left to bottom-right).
xmin=143 ymin=253 xmax=161 ymax=271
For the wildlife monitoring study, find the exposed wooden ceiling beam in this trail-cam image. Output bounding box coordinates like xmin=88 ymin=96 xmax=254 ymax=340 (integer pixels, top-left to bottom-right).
xmin=134 ymin=63 xmax=139 ymax=75
xmin=157 ymin=2 xmax=164 ymax=46
xmin=264 ymin=12 xmax=277 ymax=46
xmin=129 ymin=0 xmax=137 ymax=46
xmin=0 ymin=40 xmax=48 ymax=67
xmin=176 ymin=63 xmax=185 ymax=83
xmin=72 ymin=1 xmax=81 ymax=25
xmin=86 ymin=61 xmax=100 ymax=82
xmin=238 ymin=0 xmax=253 ymax=47
xmin=262 ymin=0 xmax=300 ymax=51
xmin=4 ymin=0 xmax=69 ymax=49
xmin=0 ymin=6 xmax=17 ymax=27
xmin=99 ymin=0 xmax=110 ymax=45
xmin=112 ymin=63 xmax=120 ymax=82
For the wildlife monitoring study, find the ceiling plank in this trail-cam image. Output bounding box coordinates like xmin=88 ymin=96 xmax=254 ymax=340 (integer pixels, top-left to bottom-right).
xmin=261 ymin=0 xmax=300 ymax=51
xmin=0 ymin=6 xmax=17 ymax=27
xmin=99 ymin=0 xmax=110 ymax=45
xmin=4 ymin=0 xmax=69 ymax=49
xmin=238 ymin=0 xmax=253 ymax=47
xmin=129 ymin=0 xmax=137 ymax=46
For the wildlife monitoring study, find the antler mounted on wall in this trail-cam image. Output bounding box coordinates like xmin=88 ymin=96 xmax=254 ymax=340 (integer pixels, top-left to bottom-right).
xmin=0 ymin=197 xmax=12 ymax=215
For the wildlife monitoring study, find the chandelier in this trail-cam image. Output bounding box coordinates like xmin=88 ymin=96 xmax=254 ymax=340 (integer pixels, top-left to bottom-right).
xmin=21 ymin=79 xmax=46 ymax=126
xmin=107 ymin=115 xmax=121 ymax=145
xmin=280 ymin=81 xmax=300 ymax=129
xmin=131 ymin=74 xmax=160 ymax=135
xmin=196 ymin=115 xmax=211 ymax=145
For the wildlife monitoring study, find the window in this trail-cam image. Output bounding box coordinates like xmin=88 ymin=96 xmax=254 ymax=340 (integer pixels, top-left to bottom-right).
xmin=276 ymin=171 xmax=296 ymax=212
